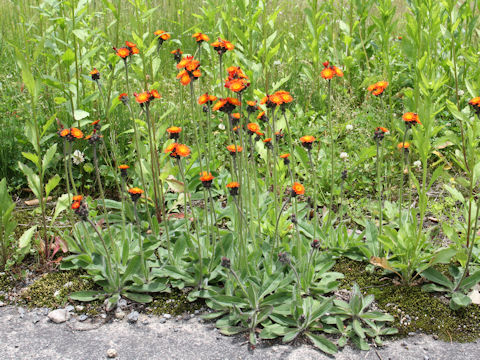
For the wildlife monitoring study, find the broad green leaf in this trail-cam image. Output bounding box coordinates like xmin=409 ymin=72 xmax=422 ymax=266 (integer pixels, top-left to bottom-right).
xmin=74 ymin=109 xmax=90 ymax=121
xmin=18 ymin=225 xmax=37 ymax=255
xmin=122 ymin=292 xmax=153 ymax=303
xmin=22 ymin=152 xmax=39 ymax=167
xmin=70 ymin=290 xmax=104 ymax=302
xmin=450 ymin=292 xmax=471 ymax=310
xmin=306 ymin=332 xmax=338 ymax=355
xmin=45 ymin=175 xmax=60 ymax=197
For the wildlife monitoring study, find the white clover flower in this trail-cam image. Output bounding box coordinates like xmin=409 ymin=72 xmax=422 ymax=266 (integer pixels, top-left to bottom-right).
xmin=72 ymin=150 xmax=85 ymax=165
xmin=458 ymin=90 xmax=464 ymax=96
xmin=339 ymin=152 xmax=348 ymax=160
xmin=218 ymin=123 xmax=226 ymax=130
xmin=413 ymin=160 xmax=422 ymax=168
xmin=346 ymin=124 xmax=353 ymax=131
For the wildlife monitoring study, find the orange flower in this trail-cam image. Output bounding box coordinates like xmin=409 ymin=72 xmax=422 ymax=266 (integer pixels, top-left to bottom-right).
xmin=171 ymin=49 xmax=183 ymax=63
xmin=167 ymin=126 xmax=182 ymax=134
xmin=118 ymin=93 xmax=128 ymax=103
xmin=154 ymin=30 xmax=171 ymax=42
xmin=226 ymin=78 xmax=249 ymax=93
xmin=321 ymin=67 xmax=335 ymax=80
xmin=90 ymin=68 xmax=100 ymax=81
xmin=70 ymin=128 xmax=84 ymax=139
xmin=91 ymin=120 xmax=100 ymax=126
xmin=332 ymin=66 xmax=343 ymax=77
xmin=280 ymin=153 xmax=290 ymax=159
xmin=270 ymin=93 xmax=283 ymax=106
xmin=367 ymin=81 xmax=388 ymax=96
xmin=263 ymin=138 xmax=272 ymax=143
xmin=115 ymin=47 xmax=130 ymax=59
xmin=134 ymin=91 xmax=151 ymax=104
xmin=402 ymin=112 xmax=421 ymax=125
xmin=257 ymin=111 xmax=268 ymax=121
xmin=247 ymin=123 xmax=260 ymax=134
xmin=198 ymin=93 xmax=217 ymax=105
xmin=177 ymin=56 xmax=199 ymax=70
xmin=397 ymin=142 xmax=410 ymax=149
xmin=376 ymin=127 xmax=389 ymax=133
xmin=292 ymin=182 xmax=305 ymax=196
xmin=232 ymin=113 xmax=240 ymax=120
xmin=211 ymin=38 xmax=234 ymax=55
xmin=72 ymin=195 xmax=83 ymax=202
xmin=59 ymin=129 xmax=70 ymax=137
xmin=176 ymin=144 xmax=191 ymax=157
xmin=128 ymin=187 xmax=144 ymax=202
xmin=131 ymin=47 xmax=140 ymax=55
xmin=177 ymin=70 xmax=191 ymax=86
xmin=125 ymin=41 xmax=136 ymax=48
xmin=469 ymin=97 xmax=480 ymax=106
xmin=300 ymin=135 xmax=315 ymax=143
xmin=165 ymin=142 xmax=178 ymax=155
xmin=118 ymin=164 xmax=129 ymax=170
xmin=150 ymin=89 xmax=161 ymax=99
xmin=276 ymin=90 xmax=293 ymax=104
xmin=192 ymin=32 xmax=210 ymax=43
xmin=71 ymin=201 xmax=81 ymax=210
xmin=226 ymin=181 xmax=240 ymax=195
xmin=176 ymin=56 xmax=201 ymax=85
xmin=199 ymin=171 xmax=214 ymax=182
xmin=226 ymin=144 xmax=243 ymax=153
xmin=212 ymin=98 xmax=239 ymax=113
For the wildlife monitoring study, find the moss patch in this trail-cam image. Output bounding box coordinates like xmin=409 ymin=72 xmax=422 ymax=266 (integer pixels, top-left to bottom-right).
xmin=334 ymin=258 xmax=480 ymax=342
xmin=147 ymin=289 xmax=204 ymax=316
xmin=0 ymin=273 xmax=13 ymax=301
xmin=21 ymin=270 xmax=97 ymax=309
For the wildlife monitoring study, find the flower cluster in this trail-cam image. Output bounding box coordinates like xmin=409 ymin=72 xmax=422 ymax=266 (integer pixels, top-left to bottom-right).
xmin=165 ymin=143 xmax=191 ymax=158
xmin=225 ymin=66 xmax=250 ymax=93
xmin=59 ymin=127 xmax=84 ymax=142
xmin=321 ymin=61 xmax=343 ymax=80
xmin=134 ymin=89 xmax=161 ymax=106
xmin=211 ymin=38 xmax=234 ymax=55
xmin=176 ymin=56 xmax=201 ymax=85
xmin=199 ymin=171 xmax=214 ymax=188
xmin=367 ymin=81 xmax=389 ymax=96
xmin=300 ymin=135 xmax=315 ymax=150
xmin=192 ymin=32 xmax=209 ymax=43
xmin=90 ymin=68 xmax=100 ymax=81
xmin=260 ymin=91 xmax=293 ymax=109
xmin=166 ymin=126 xmax=182 ymax=140
xmin=114 ymin=41 xmax=139 ymax=59
xmin=128 ymin=187 xmax=144 ymax=202
xmin=171 ymin=49 xmax=183 ymax=63
xmin=374 ymin=127 xmax=389 ymax=141
xmin=71 ymin=195 xmax=88 ymax=220
xmin=198 ymin=93 xmax=218 ymax=106
xmin=226 ymin=182 xmax=239 ymax=196
xmin=212 ymin=97 xmax=240 ymax=113
xmin=154 ymin=30 xmax=171 ymax=45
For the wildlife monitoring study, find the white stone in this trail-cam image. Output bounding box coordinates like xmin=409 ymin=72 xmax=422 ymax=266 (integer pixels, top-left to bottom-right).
xmin=107 ymin=349 xmax=118 ymax=358
xmin=48 ymin=309 xmax=70 ymax=324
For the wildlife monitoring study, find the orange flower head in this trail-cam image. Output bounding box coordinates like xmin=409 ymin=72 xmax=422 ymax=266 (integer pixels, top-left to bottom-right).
xmin=257 ymin=111 xmax=268 ymax=122
xmin=469 ymin=97 xmax=480 ymax=106
xmin=176 ymin=144 xmax=191 ymax=157
xmin=367 ymin=84 xmax=376 ymax=92
xmin=70 ymin=128 xmax=84 ymax=139
xmin=116 ymin=47 xmax=130 ymax=59
xmin=402 ymin=112 xmax=421 ymax=125
xmin=72 ymin=195 xmax=83 ymax=202
xmin=376 ymin=81 xmax=389 ymax=89
xmin=321 ymin=67 xmax=335 ymax=80
xmin=193 ymin=32 xmax=210 ymax=43
xmin=167 ymin=126 xmax=182 ymax=134
xmin=150 ymin=89 xmax=161 ymax=99
xmin=332 ymin=66 xmax=343 ymax=77
xmin=199 ymin=171 xmax=214 ymax=182
xmin=59 ymin=129 xmax=70 ymax=137
xmin=292 ymin=182 xmax=305 ymax=196
xmin=128 ymin=187 xmax=144 ymax=201
xmin=300 ymin=135 xmax=315 ymax=143
xmin=280 ymin=153 xmax=290 ymax=159
xmin=278 ymin=91 xmax=293 ymax=104
xmin=178 ymin=71 xmax=191 ymax=86
xmin=270 ymin=93 xmax=283 ymax=106
xmin=91 ymin=120 xmax=100 ymax=126
xmin=118 ymin=164 xmax=130 ymax=171
xmin=247 ymin=123 xmax=260 ymax=134
xmin=376 ymin=127 xmax=389 ymax=133
xmin=134 ymin=91 xmax=150 ymax=104
xmin=263 ymin=138 xmax=272 ymax=143
xmin=226 ymin=144 xmax=243 ymax=154
xmin=211 ymin=38 xmax=234 ymax=55
xmin=165 ymin=143 xmax=178 ymax=155
xmin=397 ymin=142 xmax=410 ymax=150
xmin=232 ymin=113 xmax=240 ymax=120
xmin=125 ymin=41 xmax=136 ymax=48
xmin=226 ymin=78 xmax=249 ymax=93
xmin=131 ymin=47 xmax=140 ymax=55
xmin=71 ymin=201 xmax=81 ymax=210
xmin=90 ymin=68 xmax=100 ymax=80
xmin=226 ymin=181 xmax=240 ymax=195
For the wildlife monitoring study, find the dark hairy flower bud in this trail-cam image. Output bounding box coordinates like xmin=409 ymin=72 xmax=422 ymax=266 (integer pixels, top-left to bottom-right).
xmin=278 ymin=252 xmax=290 ymax=264
xmin=221 ymin=256 xmax=231 ymax=269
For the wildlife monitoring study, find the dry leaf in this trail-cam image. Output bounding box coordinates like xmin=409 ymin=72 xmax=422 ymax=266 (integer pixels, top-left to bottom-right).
xmin=25 ymin=196 xmax=53 ymax=206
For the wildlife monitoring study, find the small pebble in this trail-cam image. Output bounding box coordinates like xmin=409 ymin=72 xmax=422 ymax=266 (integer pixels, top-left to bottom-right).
xmin=106 ymin=348 xmax=118 ymax=358
xmin=159 ymin=318 xmax=166 ymax=324
xmin=32 ymin=316 xmax=40 ymax=324
xmin=48 ymin=309 xmax=70 ymax=324
xmin=115 ymin=310 xmax=126 ymax=320
xmin=65 ymin=305 xmax=75 ymax=312
xmin=75 ymin=305 xmax=85 ymax=312
xmin=163 ymin=313 xmax=172 ymax=319
xmin=0 ymin=301 xmax=5 ymax=307
xmin=78 ymin=315 xmax=88 ymax=322
xmin=127 ymin=311 xmax=139 ymax=323
xmin=18 ymin=307 xmax=25 ymax=318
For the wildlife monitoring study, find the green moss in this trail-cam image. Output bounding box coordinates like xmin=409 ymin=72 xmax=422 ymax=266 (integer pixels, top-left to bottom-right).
xmin=0 ymin=273 xmax=12 ymax=301
xmin=147 ymin=289 xmax=204 ymax=316
xmin=22 ymin=270 xmax=97 ymax=309
xmin=333 ymin=257 xmax=480 ymax=342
